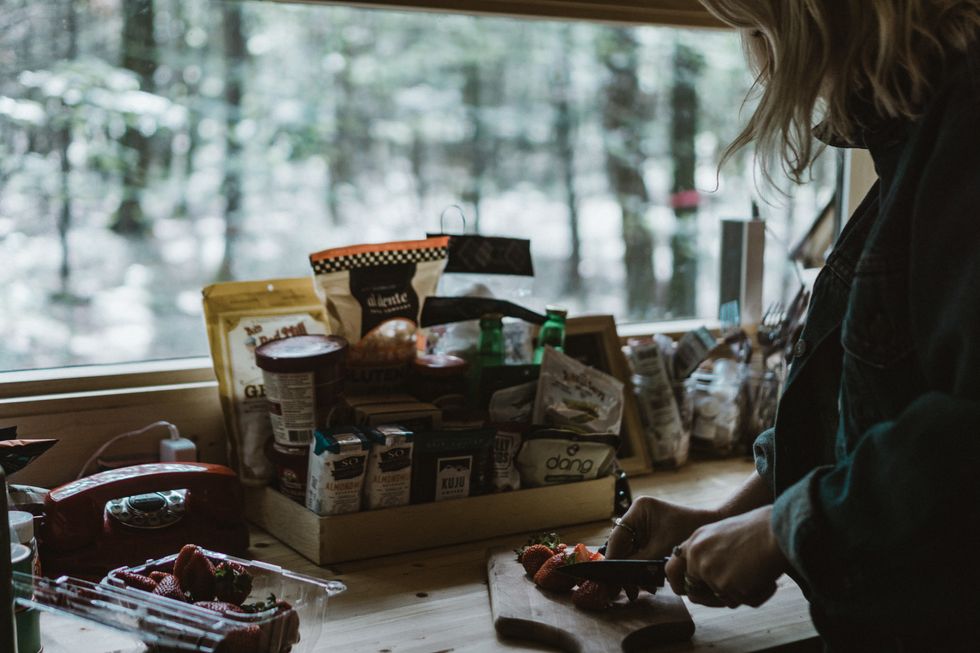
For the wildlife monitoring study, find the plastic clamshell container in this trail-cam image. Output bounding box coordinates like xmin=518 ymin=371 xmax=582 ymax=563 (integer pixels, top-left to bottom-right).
xmin=102 ymin=548 xmax=345 ymax=652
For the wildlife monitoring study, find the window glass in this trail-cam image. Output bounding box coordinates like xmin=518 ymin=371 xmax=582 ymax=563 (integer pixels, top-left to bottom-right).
xmin=0 ymin=1 xmax=836 ymax=371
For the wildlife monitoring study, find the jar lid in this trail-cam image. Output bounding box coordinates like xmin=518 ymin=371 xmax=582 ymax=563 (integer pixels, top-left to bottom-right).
xmin=8 ymin=510 xmax=33 ymax=543
xmin=256 ymin=335 xmax=348 ymax=373
xmin=413 ymin=353 xmax=469 ymax=378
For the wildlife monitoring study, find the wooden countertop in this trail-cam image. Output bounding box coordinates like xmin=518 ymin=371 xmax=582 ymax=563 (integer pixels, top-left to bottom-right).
xmin=40 ymin=459 xmax=819 ymax=652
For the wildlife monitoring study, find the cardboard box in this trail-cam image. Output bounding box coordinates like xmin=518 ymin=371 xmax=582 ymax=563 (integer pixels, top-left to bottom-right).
xmin=244 ymin=475 xmax=615 ymax=565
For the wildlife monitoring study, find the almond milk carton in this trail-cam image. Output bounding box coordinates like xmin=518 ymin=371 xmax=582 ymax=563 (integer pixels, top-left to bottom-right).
xmin=306 ymin=427 xmax=370 ymax=515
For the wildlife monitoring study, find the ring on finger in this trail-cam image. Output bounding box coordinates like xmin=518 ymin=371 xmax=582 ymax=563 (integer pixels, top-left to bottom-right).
xmin=611 ymin=517 xmax=640 ymax=553
xmin=683 ymin=574 xmax=722 ymax=600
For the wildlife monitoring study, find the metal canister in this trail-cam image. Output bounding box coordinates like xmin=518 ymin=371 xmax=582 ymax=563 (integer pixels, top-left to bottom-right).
xmin=255 ymin=335 xmax=348 ymax=447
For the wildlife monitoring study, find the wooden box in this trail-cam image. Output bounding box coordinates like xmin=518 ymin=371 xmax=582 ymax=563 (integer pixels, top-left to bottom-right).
xmin=244 ymin=475 xmax=615 ymax=565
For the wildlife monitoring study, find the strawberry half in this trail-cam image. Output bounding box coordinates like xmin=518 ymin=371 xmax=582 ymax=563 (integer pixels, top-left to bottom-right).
xmin=533 ymin=552 xmax=576 ymax=592
xmin=572 ymin=580 xmax=619 ymax=611
xmin=214 ymin=561 xmax=253 ymax=605
xmin=518 ymin=544 xmax=555 ymax=577
xmin=571 ymin=543 xmax=592 ymax=564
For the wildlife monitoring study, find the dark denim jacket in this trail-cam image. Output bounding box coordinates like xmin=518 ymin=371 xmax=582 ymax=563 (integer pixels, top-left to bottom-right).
xmin=754 ymin=56 xmax=980 ymax=651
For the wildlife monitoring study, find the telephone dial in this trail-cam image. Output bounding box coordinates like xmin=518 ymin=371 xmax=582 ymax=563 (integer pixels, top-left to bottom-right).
xmin=38 ymin=463 xmax=249 ymax=580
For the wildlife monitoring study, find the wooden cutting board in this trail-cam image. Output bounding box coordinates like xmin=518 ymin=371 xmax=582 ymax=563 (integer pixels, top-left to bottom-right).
xmin=487 ymin=546 xmax=695 ymax=653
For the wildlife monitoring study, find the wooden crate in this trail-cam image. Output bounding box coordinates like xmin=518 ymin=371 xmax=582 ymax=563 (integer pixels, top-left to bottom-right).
xmin=244 ymin=476 xmax=615 ymax=565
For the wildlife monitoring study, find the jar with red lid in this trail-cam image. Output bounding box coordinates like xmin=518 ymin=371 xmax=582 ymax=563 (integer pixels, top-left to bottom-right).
xmin=255 ymin=334 xmax=348 ymax=447
xmin=411 ymin=353 xmax=469 ymax=410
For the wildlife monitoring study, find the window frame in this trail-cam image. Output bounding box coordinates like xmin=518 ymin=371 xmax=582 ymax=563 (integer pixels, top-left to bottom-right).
xmin=0 ymin=0 xmax=876 ymax=488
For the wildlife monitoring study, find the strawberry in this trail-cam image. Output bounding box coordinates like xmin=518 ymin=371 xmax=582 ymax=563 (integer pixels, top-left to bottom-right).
xmin=174 ymin=545 xmax=216 ymax=601
xmin=194 ymin=600 xmax=244 ymax=614
xmin=214 ymin=561 xmax=253 ymax=605
xmin=152 ymin=573 xmax=189 ymax=603
xmin=590 ymin=551 xmax=605 ymax=561
xmin=115 ymin=571 xmax=157 ymax=593
xmin=572 ymin=580 xmax=619 ymax=611
xmin=533 ymin=552 xmax=576 ymax=592
xmin=571 ymin=543 xmax=592 ymax=564
xmin=217 ymin=624 xmax=262 ymax=653
xmin=149 ymin=571 xmax=170 ymax=583
xmin=518 ymin=544 xmax=555 ymax=577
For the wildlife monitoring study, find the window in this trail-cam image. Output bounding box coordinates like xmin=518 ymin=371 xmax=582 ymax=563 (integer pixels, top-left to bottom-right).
xmin=0 ymin=0 xmax=837 ymax=373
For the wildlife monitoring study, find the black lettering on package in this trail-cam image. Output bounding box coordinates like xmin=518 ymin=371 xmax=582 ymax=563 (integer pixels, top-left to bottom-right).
xmin=332 ymin=455 xmax=367 ymax=480
xmin=436 ymin=455 xmax=472 ymax=501
xmin=348 ymin=263 xmax=420 ymax=336
xmin=378 ymin=447 xmax=412 ymax=473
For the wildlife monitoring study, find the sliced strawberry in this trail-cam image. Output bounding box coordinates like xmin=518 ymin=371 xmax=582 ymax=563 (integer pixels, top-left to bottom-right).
xmin=214 ymin=561 xmax=253 ymax=605
xmin=152 ymin=573 xmax=189 ymax=603
xmin=533 ymin=552 xmax=576 ymax=592
xmin=572 ymin=580 xmax=619 ymax=611
xmin=590 ymin=551 xmax=605 ymax=561
xmin=571 ymin=543 xmax=593 ymax=563
xmin=115 ymin=571 xmax=158 ymax=593
xmin=518 ymin=544 xmax=555 ymax=577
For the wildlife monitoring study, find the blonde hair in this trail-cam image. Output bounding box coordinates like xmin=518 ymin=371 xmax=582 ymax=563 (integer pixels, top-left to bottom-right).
xmin=700 ymin=0 xmax=980 ymax=183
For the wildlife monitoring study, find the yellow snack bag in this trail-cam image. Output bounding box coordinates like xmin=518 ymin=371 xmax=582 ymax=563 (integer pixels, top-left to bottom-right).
xmin=203 ymin=278 xmax=330 ymax=485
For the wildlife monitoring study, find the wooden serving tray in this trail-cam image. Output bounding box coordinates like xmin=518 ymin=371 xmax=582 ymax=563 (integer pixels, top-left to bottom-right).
xmin=245 ymin=476 xmax=614 ymax=565
xmin=487 ymin=546 xmax=694 ymax=652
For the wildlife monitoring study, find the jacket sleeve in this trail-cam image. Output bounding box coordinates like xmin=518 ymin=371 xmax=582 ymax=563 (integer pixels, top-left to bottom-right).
xmin=770 ymin=99 xmax=980 ymax=622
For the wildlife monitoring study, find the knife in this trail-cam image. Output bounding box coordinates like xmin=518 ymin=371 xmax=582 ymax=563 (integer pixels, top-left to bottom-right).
xmin=562 ymin=559 xmax=669 ymax=588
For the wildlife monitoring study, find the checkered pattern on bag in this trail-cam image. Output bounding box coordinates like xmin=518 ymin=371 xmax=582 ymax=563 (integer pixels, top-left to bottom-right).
xmin=312 ymin=246 xmax=448 ymax=274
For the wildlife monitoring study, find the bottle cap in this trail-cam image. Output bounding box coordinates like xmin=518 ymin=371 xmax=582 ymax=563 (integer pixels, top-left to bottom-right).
xmin=545 ymin=305 xmax=568 ymax=318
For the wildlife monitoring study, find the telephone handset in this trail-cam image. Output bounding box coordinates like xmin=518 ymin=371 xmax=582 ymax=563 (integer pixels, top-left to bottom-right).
xmin=39 ymin=463 xmax=249 ymax=580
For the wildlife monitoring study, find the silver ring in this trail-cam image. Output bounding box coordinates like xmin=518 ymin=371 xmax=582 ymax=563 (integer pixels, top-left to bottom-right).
xmin=611 ymin=517 xmax=640 ymax=552
xmin=672 ymin=545 xmax=684 ymax=558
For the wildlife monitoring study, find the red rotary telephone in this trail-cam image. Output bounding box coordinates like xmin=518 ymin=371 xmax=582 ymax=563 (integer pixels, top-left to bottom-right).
xmin=38 ymin=463 xmax=249 ymax=580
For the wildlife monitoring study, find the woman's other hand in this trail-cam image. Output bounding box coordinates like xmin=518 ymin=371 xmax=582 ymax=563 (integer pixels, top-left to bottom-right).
xmin=666 ymin=505 xmax=787 ymax=608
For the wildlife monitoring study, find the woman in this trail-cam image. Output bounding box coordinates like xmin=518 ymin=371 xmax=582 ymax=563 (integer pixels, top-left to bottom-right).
xmin=606 ymin=1 xmax=980 ymax=650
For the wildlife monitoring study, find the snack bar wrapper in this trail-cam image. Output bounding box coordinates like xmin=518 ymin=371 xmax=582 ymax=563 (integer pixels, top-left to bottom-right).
xmin=515 ymin=428 xmax=620 ymax=487
xmin=309 ymin=237 xmax=449 ymax=365
xmin=532 ymin=347 xmax=624 ymax=434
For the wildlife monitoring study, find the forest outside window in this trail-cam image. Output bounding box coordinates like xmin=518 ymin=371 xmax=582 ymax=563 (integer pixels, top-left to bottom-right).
xmin=0 ymin=0 xmax=836 ymax=373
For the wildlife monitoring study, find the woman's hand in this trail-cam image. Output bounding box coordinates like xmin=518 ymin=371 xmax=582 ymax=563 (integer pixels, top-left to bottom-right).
xmin=605 ymin=496 xmax=718 ymax=600
xmin=665 ymin=505 xmax=788 ymax=609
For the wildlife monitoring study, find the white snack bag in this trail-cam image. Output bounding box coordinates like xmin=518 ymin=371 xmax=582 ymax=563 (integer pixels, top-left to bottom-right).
xmin=363 ymin=425 xmax=414 ymax=510
xmin=515 ymin=428 xmax=620 ymax=487
xmin=306 ymin=427 xmax=370 ymax=516
xmin=532 ymin=347 xmax=624 ymax=434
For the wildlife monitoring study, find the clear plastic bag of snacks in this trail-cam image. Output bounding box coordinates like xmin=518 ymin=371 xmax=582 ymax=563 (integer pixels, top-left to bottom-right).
xmin=689 ymin=359 xmax=746 ymax=457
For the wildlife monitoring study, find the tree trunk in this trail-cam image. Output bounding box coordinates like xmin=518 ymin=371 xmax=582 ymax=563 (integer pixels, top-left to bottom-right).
xmin=553 ymin=26 xmax=582 ymax=295
xmin=113 ymin=0 xmax=157 ymax=236
xmin=55 ymin=1 xmax=79 ymax=300
xmin=217 ymin=1 xmax=246 ymax=281
xmin=667 ymin=40 xmax=703 ymax=318
xmin=461 ymin=62 xmax=486 ymax=231
xmin=598 ymin=28 xmax=657 ymax=319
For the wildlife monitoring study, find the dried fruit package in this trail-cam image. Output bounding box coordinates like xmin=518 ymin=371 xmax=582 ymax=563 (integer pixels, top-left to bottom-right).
xmin=203 ymin=278 xmax=330 ymax=485
xmin=309 ymin=237 xmax=449 ymax=367
xmin=532 ymin=347 xmax=624 ymax=434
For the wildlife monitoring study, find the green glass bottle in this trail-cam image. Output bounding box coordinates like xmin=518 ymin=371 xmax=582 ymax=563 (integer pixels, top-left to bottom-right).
xmin=478 ymin=313 xmax=505 ymax=367
xmin=533 ymin=305 xmax=568 ymax=363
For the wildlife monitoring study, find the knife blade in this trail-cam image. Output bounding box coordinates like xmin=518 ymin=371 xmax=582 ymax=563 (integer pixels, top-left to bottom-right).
xmin=561 ymin=559 xmax=669 ymax=588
